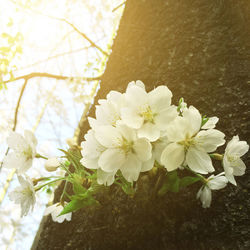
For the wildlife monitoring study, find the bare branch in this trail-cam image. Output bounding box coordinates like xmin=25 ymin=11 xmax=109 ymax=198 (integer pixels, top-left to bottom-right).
xmin=15 ymin=45 xmax=91 ymax=72
xmin=112 ymin=1 xmax=126 ymax=12
xmin=4 ymin=72 xmax=102 ymax=84
xmin=10 ymin=1 xmax=109 ymax=57
xmin=13 ymin=79 xmax=28 ymax=131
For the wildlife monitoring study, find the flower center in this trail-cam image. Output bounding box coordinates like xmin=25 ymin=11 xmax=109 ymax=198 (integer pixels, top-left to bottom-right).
xmin=227 ymin=155 xmax=239 ymax=163
xmin=140 ymin=106 xmax=155 ymax=123
xmin=23 ymin=146 xmax=33 ymax=161
xmin=178 ymin=136 xmax=195 ymax=151
xmin=119 ymin=138 xmax=134 ymax=155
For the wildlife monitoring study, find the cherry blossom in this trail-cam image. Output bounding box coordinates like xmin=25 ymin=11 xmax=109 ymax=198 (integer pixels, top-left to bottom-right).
xmin=3 ymin=130 xmax=37 ymax=174
xmin=9 ymin=176 xmax=36 ymax=217
xmin=223 ymin=136 xmax=249 ymax=185
xmin=161 ymin=106 xmax=225 ymax=174
xmin=44 ymin=203 xmax=72 ymax=223
xmin=197 ymin=173 xmax=228 ymax=208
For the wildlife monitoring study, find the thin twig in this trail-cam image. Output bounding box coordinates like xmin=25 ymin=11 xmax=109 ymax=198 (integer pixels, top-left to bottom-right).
xmin=10 ymin=1 xmax=109 ymax=57
xmin=4 ymin=72 xmax=102 ymax=84
xmin=112 ymin=1 xmax=126 ymax=12
xmin=15 ymin=45 xmax=91 ymax=72
xmin=0 ymin=79 xmax=28 ymax=172
xmin=13 ymin=79 xmax=28 ymax=131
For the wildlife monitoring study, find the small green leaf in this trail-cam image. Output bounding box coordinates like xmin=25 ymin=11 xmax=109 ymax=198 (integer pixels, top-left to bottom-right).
xmin=59 ymin=196 xmax=98 ymax=216
xmin=158 ymin=171 xmax=180 ymax=196
xmin=201 ymin=115 xmax=209 ymax=127
xmin=73 ymin=181 xmax=87 ymax=195
xmin=179 ymin=176 xmax=200 ymax=189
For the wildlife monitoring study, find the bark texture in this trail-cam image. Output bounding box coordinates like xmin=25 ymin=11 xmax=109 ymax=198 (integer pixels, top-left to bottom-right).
xmin=33 ymin=0 xmax=250 ymax=249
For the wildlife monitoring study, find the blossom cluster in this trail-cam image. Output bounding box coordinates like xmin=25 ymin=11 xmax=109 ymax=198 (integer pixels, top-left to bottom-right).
xmin=2 ymin=80 xmax=249 ymax=223
xmin=80 ymin=80 xmax=249 ymax=207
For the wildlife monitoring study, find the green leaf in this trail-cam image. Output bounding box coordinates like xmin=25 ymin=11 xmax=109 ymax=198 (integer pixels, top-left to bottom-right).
xmin=201 ymin=115 xmax=209 ymax=127
xmin=179 ymin=176 xmax=200 ymax=189
xmin=158 ymin=171 xmax=180 ymax=196
xmin=59 ymin=196 xmax=98 ymax=216
xmin=72 ymin=179 xmax=87 ymax=194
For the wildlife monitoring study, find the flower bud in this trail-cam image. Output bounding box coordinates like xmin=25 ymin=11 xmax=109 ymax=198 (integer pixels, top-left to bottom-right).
xmin=45 ymin=157 xmax=60 ymax=172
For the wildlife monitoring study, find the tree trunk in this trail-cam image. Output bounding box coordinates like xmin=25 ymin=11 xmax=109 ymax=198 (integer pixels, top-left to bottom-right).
xmin=33 ymin=0 xmax=250 ymax=249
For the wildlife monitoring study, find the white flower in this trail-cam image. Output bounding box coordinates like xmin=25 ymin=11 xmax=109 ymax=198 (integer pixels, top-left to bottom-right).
xmin=223 ymin=136 xmax=249 ymax=185
xmin=121 ymin=83 xmax=177 ymax=141
xmin=44 ymin=202 xmax=72 ymax=223
xmin=197 ymin=173 xmax=228 ymax=208
xmin=45 ymin=157 xmax=61 ymax=172
xmin=88 ymin=90 xmax=123 ymax=129
xmin=3 ymin=130 xmax=37 ymax=174
xmin=94 ymin=123 xmax=152 ymax=182
xmin=80 ymin=129 xmax=106 ymax=170
xmin=201 ymin=116 xmax=219 ymax=130
xmin=9 ymin=176 xmax=36 ymax=217
xmin=161 ymin=106 xmax=225 ymax=174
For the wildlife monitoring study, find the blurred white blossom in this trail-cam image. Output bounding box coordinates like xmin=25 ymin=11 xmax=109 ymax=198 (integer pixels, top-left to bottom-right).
xmin=3 ymin=130 xmax=37 ymax=174
xmin=44 ymin=203 xmax=72 ymax=223
xmin=9 ymin=176 xmax=36 ymax=217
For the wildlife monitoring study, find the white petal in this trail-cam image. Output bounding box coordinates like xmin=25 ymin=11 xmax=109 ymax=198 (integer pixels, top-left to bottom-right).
xmin=121 ymin=107 xmax=144 ymax=129
xmin=208 ymin=175 xmax=228 ymax=190
xmin=126 ymin=80 xmax=146 ymax=90
xmin=195 ymin=129 xmax=225 ymax=152
xmin=149 ymin=85 xmax=172 ymax=111
xmin=160 ymin=143 xmax=185 ymax=171
xmin=141 ymin=157 xmax=155 ymax=172
xmin=183 ymin=106 xmax=201 ymax=136
xmin=137 ymin=122 xmax=160 ymax=142
xmin=97 ymin=169 xmax=115 ymax=186
xmin=154 ymin=106 xmax=178 ymax=130
xmin=226 ymin=136 xmax=249 ymax=157
xmin=98 ymin=148 xmax=125 ymax=172
xmin=24 ymin=130 xmax=37 ymax=148
xmin=94 ymin=126 xmax=122 ymax=148
xmin=81 ymin=130 xmax=104 ymax=159
xmin=117 ymin=123 xmax=136 ymax=142
xmin=231 ymin=158 xmax=246 ymax=176
xmin=201 ymin=117 xmax=219 ymax=129
xmin=3 ymin=152 xmax=22 ymax=169
xmin=186 ymin=147 xmax=214 ymax=174
xmin=80 ymin=157 xmax=99 ymax=169
xmin=17 ymin=158 xmax=33 ymax=175
xmin=125 ymin=84 xmax=148 ymax=108
xmin=133 ymin=138 xmax=152 ymax=161
xmin=165 ymin=116 xmax=187 ymax=142
xmin=120 ymin=153 xmax=141 ymax=182
xmin=199 ymin=186 xmax=212 ymax=208
xmin=44 ymin=204 xmax=58 ymax=216
xmin=88 ymin=117 xmax=100 ymax=130
xmin=7 ymin=132 xmax=27 ymax=151
xmin=223 ymin=158 xmax=236 ymax=185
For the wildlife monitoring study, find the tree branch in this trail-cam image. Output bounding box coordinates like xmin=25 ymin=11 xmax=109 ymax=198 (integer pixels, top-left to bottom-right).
xmin=10 ymin=1 xmax=109 ymax=57
xmin=13 ymin=78 xmax=28 ymax=131
xmin=4 ymin=72 xmax=102 ymax=84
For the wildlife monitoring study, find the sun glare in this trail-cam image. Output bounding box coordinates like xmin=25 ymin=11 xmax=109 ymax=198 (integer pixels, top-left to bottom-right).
xmin=0 ymin=0 xmax=124 ymax=249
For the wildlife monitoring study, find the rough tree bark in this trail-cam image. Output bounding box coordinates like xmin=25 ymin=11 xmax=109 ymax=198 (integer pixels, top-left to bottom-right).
xmin=33 ymin=0 xmax=250 ymax=249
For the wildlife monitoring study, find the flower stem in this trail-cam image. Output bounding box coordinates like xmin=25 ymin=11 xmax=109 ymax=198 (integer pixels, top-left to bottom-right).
xmin=35 ymin=153 xmax=48 ymax=160
xmin=35 ymin=177 xmax=65 ymax=192
xmin=60 ymin=181 xmax=68 ymax=204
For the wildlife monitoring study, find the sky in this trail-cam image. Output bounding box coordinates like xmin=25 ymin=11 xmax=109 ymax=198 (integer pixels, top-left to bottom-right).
xmin=0 ymin=0 xmax=124 ymax=249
